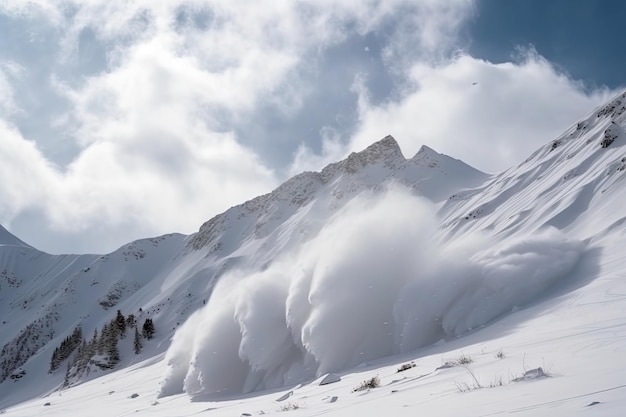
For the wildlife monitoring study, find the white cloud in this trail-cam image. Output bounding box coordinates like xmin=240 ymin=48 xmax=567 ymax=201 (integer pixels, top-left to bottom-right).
xmin=287 ymin=127 xmax=348 ymax=177
xmin=0 ymin=63 xmax=22 ymax=116
xmin=0 ymin=0 xmax=477 ymax=253
xmin=0 ymin=1 xmax=63 ymax=24
xmin=347 ymin=51 xmax=617 ymax=173
xmin=4 ymin=1 xmax=615 ymax=252
xmin=0 ymin=121 xmax=56 ymax=219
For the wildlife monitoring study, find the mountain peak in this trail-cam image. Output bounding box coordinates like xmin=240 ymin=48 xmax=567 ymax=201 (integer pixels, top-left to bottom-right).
xmin=320 ymin=135 xmax=404 ymax=179
xmin=413 ymin=144 xmax=439 ymax=158
xmin=410 ymin=144 xmax=444 ymax=168
xmin=361 ymin=134 xmax=403 ymax=158
xmin=0 ymin=224 xmax=29 ymax=248
xmin=357 ymin=134 xmax=404 ymax=163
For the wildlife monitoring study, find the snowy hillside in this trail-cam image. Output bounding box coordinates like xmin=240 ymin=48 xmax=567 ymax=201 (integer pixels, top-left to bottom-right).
xmin=0 ymin=225 xmax=30 ymax=248
xmin=439 ymin=91 xmax=626 ymax=243
xmin=2 ymin=91 xmax=626 ymax=416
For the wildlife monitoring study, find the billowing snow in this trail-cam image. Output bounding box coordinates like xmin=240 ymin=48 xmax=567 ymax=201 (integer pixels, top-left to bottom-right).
xmin=159 ymin=187 xmax=583 ymax=398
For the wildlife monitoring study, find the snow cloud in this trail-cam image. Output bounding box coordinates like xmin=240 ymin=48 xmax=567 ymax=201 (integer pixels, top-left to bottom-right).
xmin=159 ymin=187 xmax=584 ymax=398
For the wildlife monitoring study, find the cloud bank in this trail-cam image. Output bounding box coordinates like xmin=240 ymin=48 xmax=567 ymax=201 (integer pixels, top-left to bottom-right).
xmin=0 ymin=0 xmax=476 ymax=253
xmin=0 ymin=1 xmax=618 ymax=254
xmin=159 ymin=187 xmax=584 ymax=398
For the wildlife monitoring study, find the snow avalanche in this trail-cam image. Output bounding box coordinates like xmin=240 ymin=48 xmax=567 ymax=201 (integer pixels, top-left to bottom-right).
xmin=159 ymin=186 xmax=584 ymax=398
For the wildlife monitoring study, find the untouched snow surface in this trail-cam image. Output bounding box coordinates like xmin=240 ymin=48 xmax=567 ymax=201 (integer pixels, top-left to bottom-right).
xmin=2 ymin=91 xmax=626 ymax=416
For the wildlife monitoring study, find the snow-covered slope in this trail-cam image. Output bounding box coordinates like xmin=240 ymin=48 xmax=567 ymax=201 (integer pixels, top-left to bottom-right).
xmin=2 ymin=91 xmax=626 ymax=416
xmin=439 ymin=91 xmax=626 ymax=244
xmin=0 ymin=225 xmax=30 ymax=248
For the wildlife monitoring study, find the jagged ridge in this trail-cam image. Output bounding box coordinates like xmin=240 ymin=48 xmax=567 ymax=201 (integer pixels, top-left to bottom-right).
xmin=189 ymin=135 xmax=486 ymax=252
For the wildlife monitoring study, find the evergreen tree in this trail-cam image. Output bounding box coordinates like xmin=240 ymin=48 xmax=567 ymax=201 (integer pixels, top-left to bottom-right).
xmin=115 ymin=310 xmax=127 ymax=338
xmin=99 ymin=319 xmax=120 ymax=367
xmin=133 ymin=326 xmax=142 ymax=354
xmin=49 ymin=326 xmax=83 ymax=372
xmin=126 ymin=313 xmax=136 ymax=328
xmin=84 ymin=333 xmax=96 ymax=362
xmin=77 ymin=338 xmax=89 ymax=369
xmin=142 ymin=318 xmax=155 ymax=340
xmin=50 ymin=347 xmax=59 ymax=372
xmin=106 ymin=337 xmax=120 ymax=365
xmin=90 ymin=328 xmax=99 ymax=356
xmin=97 ymin=322 xmax=108 ymax=356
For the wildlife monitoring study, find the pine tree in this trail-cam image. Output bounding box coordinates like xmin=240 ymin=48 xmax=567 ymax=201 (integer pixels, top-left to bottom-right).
xmin=97 ymin=322 xmax=108 ymax=356
xmin=126 ymin=313 xmax=136 ymax=329
xmin=71 ymin=326 xmax=82 ymax=343
xmin=50 ymin=347 xmax=59 ymax=372
xmin=77 ymin=338 xmax=88 ymax=369
xmin=115 ymin=310 xmax=127 ymax=338
xmin=107 ymin=337 xmax=120 ymax=365
xmin=99 ymin=319 xmax=120 ymax=367
xmin=49 ymin=326 xmax=83 ymax=373
xmin=142 ymin=318 xmax=155 ymax=340
xmin=133 ymin=326 xmax=142 ymax=354
xmin=68 ymin=336 xmax=89 ymax=380
xmin=90 ymin=328 xmax=99 ymax=356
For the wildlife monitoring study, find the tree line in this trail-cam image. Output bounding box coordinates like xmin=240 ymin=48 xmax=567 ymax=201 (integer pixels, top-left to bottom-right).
xmin=46 ymin=310 xmax=155 ymax=386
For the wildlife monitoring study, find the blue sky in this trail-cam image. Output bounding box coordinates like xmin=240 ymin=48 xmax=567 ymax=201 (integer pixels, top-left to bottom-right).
xmin=467 ymin=0 xmax=625 ymax=90
xmin=0 ymin=0 xmax=623 ymax=254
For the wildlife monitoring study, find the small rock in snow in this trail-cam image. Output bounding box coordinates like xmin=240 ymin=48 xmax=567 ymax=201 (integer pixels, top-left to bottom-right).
xmin=513 ymin=367 xmax=547 ymax=382
xmin=275 ymin=391 xmax=293 ymax=402
xmin=319 ymin=373 xmax=341 ymax=385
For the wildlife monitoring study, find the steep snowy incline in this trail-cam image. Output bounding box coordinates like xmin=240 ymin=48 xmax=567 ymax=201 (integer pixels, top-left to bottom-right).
xmin=439 ymin=90 xmax=626 ymax=244
xmin=0 ymin=225 xmax=30 ymax=248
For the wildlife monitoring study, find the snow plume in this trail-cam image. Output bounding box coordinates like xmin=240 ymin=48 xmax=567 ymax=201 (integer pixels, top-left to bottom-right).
xmin=159 ymin=187 xmax=585 ymax=398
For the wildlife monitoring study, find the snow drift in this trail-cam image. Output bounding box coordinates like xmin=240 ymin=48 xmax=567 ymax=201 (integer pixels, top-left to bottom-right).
xmin=159 ymin=186 xmax=584 ymax=398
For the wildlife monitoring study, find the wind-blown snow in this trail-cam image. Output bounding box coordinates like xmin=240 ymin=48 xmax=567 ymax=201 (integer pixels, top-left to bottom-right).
xmin=159 ymin=186 xmax=584 ymax=398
